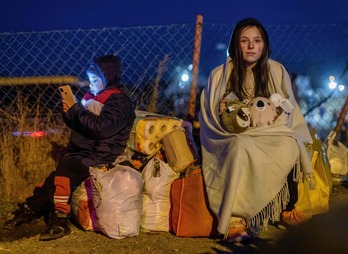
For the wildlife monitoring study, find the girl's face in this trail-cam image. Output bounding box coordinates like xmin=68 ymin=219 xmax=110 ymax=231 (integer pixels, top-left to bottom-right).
xmin=87 ymin=73 xmax=104 ymax=95
xmin=239 ymin=26 xmax=264 ymax=66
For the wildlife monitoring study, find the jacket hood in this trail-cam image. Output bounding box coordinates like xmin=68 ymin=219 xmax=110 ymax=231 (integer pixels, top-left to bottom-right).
xmin=86 ymin=55 xmax=123 ymax=89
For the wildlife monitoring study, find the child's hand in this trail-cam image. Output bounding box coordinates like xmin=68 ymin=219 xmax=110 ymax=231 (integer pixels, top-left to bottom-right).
xmin=62 ymin=100 xmax=70 ymax=113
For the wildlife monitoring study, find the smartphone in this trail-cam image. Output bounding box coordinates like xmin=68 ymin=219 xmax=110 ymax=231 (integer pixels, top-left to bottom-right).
xmin=59 ymin=85 xmax=76 ymax=107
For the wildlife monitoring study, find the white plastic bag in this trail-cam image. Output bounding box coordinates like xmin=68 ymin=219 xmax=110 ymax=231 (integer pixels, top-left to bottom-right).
xmin=141 ymin=157 xmax=180 ymax=232
xmin=90 ymin=164 xmax=143 ymax=239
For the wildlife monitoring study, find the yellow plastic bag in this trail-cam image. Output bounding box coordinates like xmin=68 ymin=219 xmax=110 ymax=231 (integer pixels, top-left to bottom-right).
xmin=296 ymin=141 xmax=333 ymax=217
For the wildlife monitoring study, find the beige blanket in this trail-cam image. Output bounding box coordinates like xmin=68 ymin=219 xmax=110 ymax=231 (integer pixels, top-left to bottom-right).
xmin=199 ymin=57 xmax=314 ymax=234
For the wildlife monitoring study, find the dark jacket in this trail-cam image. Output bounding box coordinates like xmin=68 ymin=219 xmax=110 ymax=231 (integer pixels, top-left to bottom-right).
xmin=62 ymin=55 xmax=135 ymax=167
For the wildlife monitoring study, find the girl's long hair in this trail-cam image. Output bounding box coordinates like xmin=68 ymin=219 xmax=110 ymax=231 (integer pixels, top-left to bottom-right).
xmin=226 ymin=18 xmax=272 ymax=100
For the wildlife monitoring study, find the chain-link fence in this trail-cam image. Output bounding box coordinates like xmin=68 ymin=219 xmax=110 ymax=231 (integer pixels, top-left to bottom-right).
xmin=0 ymin=21 xmax=347 ymax=140
xmin=0 ymin=24 xmax=196 ymax=119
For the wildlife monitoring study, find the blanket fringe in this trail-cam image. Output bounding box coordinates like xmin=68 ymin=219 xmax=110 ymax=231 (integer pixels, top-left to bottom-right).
xmin=295 ymin=161 xmax=316 ymax=190
xmin=247 ymin=161 xmax=315 ymax=230
xmin=247 ymin=181 xmax=290 ymax=230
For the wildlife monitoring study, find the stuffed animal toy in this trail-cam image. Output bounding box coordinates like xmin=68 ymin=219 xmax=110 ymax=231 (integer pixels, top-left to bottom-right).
xmin=220 ymin=100 xmax=251 ymax=133
xmin=248 ymin=97 xmax=277 ymax=127
xmin=270 ymin=93 xmax=295 ymax=114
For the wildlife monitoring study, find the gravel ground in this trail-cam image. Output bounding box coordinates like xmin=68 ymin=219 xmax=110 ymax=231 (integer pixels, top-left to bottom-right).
xmin=0 ymin=185 xmax=347 ymax=254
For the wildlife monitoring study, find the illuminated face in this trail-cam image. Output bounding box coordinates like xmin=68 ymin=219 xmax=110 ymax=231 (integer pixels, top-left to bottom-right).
xmin=87 ymin=73 xmax=104 ymax=95
xmin=240 ymin=26 xmax=264 ymax=66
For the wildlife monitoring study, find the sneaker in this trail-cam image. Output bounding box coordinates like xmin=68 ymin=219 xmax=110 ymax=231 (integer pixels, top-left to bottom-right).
xmin=279 ymin=209 xmax=308 ymax=229
xmin=3 ymin=203 xmax=37 ymax=230
xmin=39 ymin=210 xmax=71 ymax=241
xmin=224 ymin=218 xmax=251 ymax=243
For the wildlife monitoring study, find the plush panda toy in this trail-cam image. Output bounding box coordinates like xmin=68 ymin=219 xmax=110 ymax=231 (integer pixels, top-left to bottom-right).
xmin=220 ymin=100 xmax=251 ymax=133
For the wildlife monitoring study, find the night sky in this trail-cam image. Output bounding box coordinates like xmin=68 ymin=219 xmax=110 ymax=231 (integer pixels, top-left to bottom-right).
xmin=0 ymin=0 xmax=347 ymax=32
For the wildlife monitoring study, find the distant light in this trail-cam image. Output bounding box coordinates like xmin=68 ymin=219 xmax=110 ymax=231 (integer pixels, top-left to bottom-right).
xmin=178 ymin=81 xmax=186 ymax=89
xmin=215 ymin=42 xmax=227 ymax=51
xmin=338 ymin=85 xmax=345 ymax=91
xmin=30 ymin=131 xmax=45 ymax=137
xmin=12 ymin=131 xmax=21 ymax=137
xmin=329 ymin=76 xmax=335 ymax=82
xmin=181 ymin=73 xmax=189 ymax=82
xmin=329 ymin=81 xmax=337 ymax=89
xmin=188 ymin=64 xmax=193 ymax=71
xmin=12 ymin=130 xmax=45 ymax=137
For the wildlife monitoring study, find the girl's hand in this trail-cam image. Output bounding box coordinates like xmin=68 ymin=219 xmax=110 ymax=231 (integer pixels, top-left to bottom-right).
xmin=219 ymin=99 xmax=229 ymax=115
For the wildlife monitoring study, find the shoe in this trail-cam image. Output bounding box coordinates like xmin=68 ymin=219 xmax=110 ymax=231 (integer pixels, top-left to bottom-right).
xmin=224 ymin=218 xmax=251 ymax=243
xmin=247 ymin=226 xmax=260 ymax=238
xmin=279 ymin=209 xmax=308 ymax=229
xmin=3 ymin=203 xmax=37 ymax=230
xmin=39 ymin=210 xmax=71 ymax=241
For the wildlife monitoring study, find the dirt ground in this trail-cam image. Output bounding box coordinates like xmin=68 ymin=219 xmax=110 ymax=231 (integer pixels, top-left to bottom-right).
xmin=0 ymin=184 xmax=347 ymax=254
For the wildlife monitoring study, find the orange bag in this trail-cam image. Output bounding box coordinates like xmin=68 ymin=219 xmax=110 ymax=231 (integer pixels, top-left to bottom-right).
xmin=170 ymin=167 xmax=218 ymax=237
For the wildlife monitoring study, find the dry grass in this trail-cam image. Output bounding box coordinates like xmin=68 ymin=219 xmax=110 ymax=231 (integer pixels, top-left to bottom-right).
xmin=146 ymin=55 xmax=170 ymax=113
xmin=0 ymin=96 xmax=69 ymax=202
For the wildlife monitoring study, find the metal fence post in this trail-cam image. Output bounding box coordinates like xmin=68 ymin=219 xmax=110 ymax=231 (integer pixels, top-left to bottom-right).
xmin=186 ymin=14 xmax=203 ymax=122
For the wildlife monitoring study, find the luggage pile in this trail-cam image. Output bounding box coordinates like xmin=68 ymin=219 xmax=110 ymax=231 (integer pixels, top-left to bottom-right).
xmin=71 ymin=110 xmax=217 ymax=239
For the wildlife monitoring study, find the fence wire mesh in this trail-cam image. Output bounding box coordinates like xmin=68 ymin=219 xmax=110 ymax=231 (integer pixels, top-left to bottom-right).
xmin=0 ymin=22 xmax=347 ymax=140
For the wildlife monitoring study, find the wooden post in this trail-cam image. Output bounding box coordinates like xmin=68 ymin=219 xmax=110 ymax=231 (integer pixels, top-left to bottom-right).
xmin=186 ymin=14 xmax=203 ymax=122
